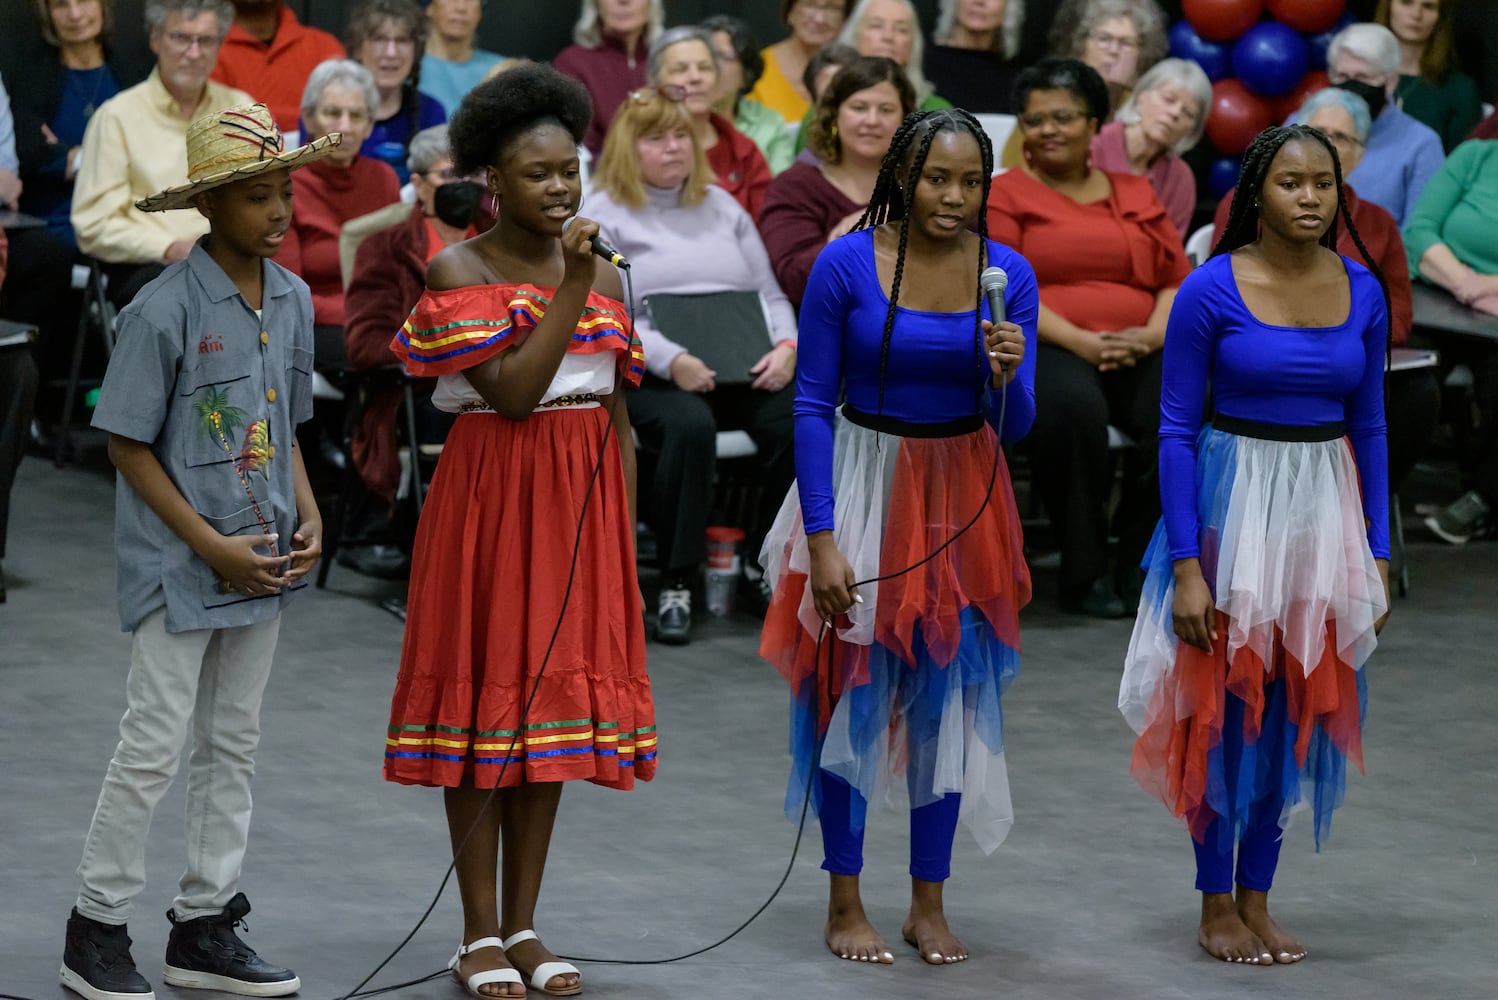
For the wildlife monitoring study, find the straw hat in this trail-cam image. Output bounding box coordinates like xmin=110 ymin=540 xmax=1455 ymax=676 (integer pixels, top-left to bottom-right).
xmin=137 ymin=103 xmax=343 ymax=213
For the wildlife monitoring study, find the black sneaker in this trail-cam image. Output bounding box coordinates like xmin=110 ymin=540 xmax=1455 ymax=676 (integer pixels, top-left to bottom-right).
xmin=162 ymin=894 xmax=300 ymax=997
xmin=1425 ymin=490 xmax=1492 ymax=545
xmin=656 ymin=587 xmax=692 ymax=644
xmin=60 ymin=908 xmax=153 ymax=1000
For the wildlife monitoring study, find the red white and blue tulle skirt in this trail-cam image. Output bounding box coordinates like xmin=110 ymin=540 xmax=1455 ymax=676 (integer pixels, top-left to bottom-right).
xmin=758 ymin=414 xmax=1031 ymax=854
xmin=1120 ymin=425 xmax=1385 ymax=850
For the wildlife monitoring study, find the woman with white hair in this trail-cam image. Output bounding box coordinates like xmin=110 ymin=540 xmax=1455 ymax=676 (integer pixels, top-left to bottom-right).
xmin=1325 ymin=21 xmax=1445 ymax=226
xmin=280 ymin=58 xmax=400 ymax=365
xmin=923 ymin=0 xmax=1025 ymax=113
xmin=839 ymin=0 xmax=951 ymax=110
xmin=1049 ymin=0 xmax=1166 ymax=113
xmin=650 ymin=25 xmax=773 ymax=217
xmin=1090 ymin=56 xmax=1210 ymax=239
xmin=553 ymin=0 xmax=664 ymax=156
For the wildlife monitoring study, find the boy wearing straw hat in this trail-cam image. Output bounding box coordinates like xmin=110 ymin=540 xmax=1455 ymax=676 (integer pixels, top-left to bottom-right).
xmin=60 ymin=104 xmax=339 ymax=1000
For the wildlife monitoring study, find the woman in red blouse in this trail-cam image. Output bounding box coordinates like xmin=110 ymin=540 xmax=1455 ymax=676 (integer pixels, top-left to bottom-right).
xmin=649 ymin=26 xmax=772 ymax=219
xmin=986 ymin=57 xmax=1188 ymax=617
xmin=279 ymin=59 xmax=401 ymax=368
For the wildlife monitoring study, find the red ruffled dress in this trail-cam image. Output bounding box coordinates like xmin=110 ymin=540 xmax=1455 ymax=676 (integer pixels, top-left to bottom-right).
xmin=382 ymin=283 xmax=657 ymax=789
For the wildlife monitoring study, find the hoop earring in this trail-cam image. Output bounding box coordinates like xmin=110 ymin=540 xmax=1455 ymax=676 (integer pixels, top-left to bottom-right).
xmin=490 ymin=191 xmax=499 ymax=215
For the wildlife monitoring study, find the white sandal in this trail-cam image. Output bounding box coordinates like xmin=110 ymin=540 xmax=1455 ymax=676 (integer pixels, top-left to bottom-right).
xmin=449 ymin=937 xmax=523 ymax=998
xmin=500 ymin=929 xmax=582 ymax=997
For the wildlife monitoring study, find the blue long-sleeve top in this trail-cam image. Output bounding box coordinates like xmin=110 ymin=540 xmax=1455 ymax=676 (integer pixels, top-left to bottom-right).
xmin=794 ymin=228 xmax=1039 ymax=534
xmin=1160 ymin=253 xmax=1390 ymax=561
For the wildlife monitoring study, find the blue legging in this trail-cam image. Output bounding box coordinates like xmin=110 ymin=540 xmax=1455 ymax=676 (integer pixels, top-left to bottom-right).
xmin=1192 ymin=678 xmax=1289 ymax=894
xmin=1193 ymin=816 xmax=1284 ymax=894
xmin=818 ymin=771 xmax=962 ymax=883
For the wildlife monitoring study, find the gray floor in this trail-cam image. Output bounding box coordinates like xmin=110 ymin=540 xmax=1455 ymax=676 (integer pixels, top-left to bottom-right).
xmin=2 ymin=449 xmax=1496 ymax=1000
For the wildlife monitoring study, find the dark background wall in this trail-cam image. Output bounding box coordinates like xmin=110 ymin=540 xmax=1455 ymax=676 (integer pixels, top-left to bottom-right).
xmin=1 ymin=1 xmax=1494 ymax=105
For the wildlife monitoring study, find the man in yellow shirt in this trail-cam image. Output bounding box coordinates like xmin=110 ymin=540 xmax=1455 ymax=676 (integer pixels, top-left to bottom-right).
xmin=71 ymin=0 xmax=253 ymax=307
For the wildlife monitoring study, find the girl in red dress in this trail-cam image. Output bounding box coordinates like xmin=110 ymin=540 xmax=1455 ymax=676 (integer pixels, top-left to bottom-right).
xmin=383 ymin=64 xmax=655 ymax=998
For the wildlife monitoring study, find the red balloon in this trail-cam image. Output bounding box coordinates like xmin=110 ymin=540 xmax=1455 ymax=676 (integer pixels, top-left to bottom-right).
xmin=1183 ymin=0 xmax=1265 ymax=42
xmin=1267 ymin=0 xmax=1346 ymax=34
xmin=1208 ymin=79 xmax=1274 ymax=154
xmin=1272 ymin=70 xmax=1332 ymax=122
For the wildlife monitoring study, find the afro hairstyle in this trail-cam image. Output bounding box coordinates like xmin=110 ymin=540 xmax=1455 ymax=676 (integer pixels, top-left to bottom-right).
xmin=448 ymin=63 xmax=593 ymax=176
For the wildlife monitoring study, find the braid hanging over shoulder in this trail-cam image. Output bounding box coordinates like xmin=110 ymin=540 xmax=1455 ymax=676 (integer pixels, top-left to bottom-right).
xmin=854 ymin=108 xmax=998 ymax=414
xmin=1211 ymin=123 xmax=1394 ymax=380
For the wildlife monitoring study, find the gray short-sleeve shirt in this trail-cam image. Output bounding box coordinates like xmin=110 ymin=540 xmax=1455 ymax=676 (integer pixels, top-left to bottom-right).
xmin=92 ymin=240 xmax=316 ymax=633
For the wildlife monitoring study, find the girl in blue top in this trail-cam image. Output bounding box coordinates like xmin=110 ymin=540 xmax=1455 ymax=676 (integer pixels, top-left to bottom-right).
xmin=759 ymin=108 xmax=1038 ymax=968
xmin=1120 ymin=124 xmax=1394 ymax=967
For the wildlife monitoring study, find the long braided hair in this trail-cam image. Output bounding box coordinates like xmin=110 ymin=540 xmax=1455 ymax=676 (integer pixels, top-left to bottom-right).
xmin=1213 ymin=124 xmax=1393 ymax=375
xmin=853 ymin=108 xmax=996 ymax=414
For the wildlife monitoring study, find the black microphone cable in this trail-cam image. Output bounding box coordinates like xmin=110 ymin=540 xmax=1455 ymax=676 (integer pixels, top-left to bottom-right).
xmin=0 ymin=276 xmax=1018 ymax=1000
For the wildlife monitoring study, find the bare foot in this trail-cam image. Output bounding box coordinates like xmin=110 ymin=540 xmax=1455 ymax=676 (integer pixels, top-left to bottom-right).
xmin=1198 ymin=892 xmax=1272 ymax=966
xmin=1237 ymin=888 xmax=1308 ymax=964
xmin=825 ymin=875 xmax=894 ymax=964
xmin=452 ymin=942 xmax=525 ymax=998
xmin=903 ymin=879 xmax=967 ymax=965
xmin=502 ymin=932 xmax=580 ymax=994
xmin=826 ymin=904 xmax=894 ymax=963
xmin=902 ymin=911 xmax=968 ymax=965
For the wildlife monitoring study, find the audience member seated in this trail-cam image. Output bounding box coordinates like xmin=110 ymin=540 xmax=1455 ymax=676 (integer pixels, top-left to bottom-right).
xmin=0 ymin=226 xmax=40 ymax=602
xmin=11 ymin=0 xmax=142 ymax=250
xmin=1470 ymin=106 xmax=1498 ymax=141
xmin=1326 ymin=23 xmax=1445 ymax=227
xmin=924 ymin=0 xmax=1025 ymax=114
xmin=758 ymin=56 xmax=912 ymax=306
xmin=345 ymin=0 xmax=444 ymax=184
xmin=553 ymin=0 xmax=662 ymax=157
xmin=1091 ymin=57 xmax=1210 ymax=240
xmin=748 ymin=0 xmax=852 ymax=124
xmin=1214 ymin=89 xmax=1432 ymax=498
xmin=338 ymin=124 xmax=468 ymax=576
xmin=789 ymin=41 xmax=860 ymax=156
xmin=212 ymin=0 xmax=344 ymax=133
xmin=1 ymin=71 xmax=75 ymax=441
xmin=649 ymin=26 xmax=772 ymax=218
xmin=840 ymin=0 xmax=950 ymax=110
xmin=0 ymin=82 xmax=16 ymax=216
xmin=1376 ymin=0 xmax=1481 ymax=153
xmin=279 ymin=59 xmax=400 ymax=368
xmin=986 ymin=58 xmax=1189 ymax=617
xmin=1049 ymin=0 xmax=1166 ymax=114
xmin=70 ymin=0 xmax=252 ymax=308
xmin=585 ymin=88 xmax=798 ymax=645
xmin=420 ymin=0 xmax=506 ymax=116
xmin=703 ymin=15 xmax=794 ymax=175
xmin=1403 ymin=136 xmax=1498 ymax=544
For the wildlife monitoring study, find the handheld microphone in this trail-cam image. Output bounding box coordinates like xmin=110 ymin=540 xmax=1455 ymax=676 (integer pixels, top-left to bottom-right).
xmin=563 ymin=215 xmax=630 ymax=269
xmin=980 ymin=266 xmax=1008 ymax=326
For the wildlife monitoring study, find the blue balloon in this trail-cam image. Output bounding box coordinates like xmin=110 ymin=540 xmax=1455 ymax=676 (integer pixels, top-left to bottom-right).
xmin=1169 ymin=19 xmax=1232 ymax=82
xmin=1306 ymin=10 xmax=1357 ymax=71
xmin=1232 ymin=21 xmax=1311 ymax=97
xmin=1208 ymin=156 xmax=1242 ymax=198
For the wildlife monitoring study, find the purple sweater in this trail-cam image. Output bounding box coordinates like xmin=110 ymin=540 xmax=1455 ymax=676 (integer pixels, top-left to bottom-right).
xmin=583 ymin=183 xmax=798 ymax=379
xmin=553 ymin=33 xmax=649 ymax=157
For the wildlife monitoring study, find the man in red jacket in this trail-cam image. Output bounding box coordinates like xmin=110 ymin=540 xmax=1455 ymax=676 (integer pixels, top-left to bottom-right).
xmin=212 ymin=0 xmax=345 ymax=134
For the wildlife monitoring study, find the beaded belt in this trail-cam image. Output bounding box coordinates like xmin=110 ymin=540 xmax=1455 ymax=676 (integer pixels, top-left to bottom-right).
xmin=456 ymin=393 xmax=600 ymax=415
xmin=536 ymin=392 xmax=599 ymax=410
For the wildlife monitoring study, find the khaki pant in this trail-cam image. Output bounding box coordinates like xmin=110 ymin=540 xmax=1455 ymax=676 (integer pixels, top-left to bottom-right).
xmin=75 ymin=608 xmax=280 ymax=924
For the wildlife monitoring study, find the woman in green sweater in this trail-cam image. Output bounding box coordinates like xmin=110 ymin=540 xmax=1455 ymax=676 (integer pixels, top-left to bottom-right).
xmin=1403 ymin=139 xmax=1498 ymax=544
xmin=1376 ymin=0 xmax=1482 ymax=153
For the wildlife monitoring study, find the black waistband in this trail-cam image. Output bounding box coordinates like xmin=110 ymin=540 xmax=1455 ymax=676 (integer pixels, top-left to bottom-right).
xmin=841 ymin=404 xmax=985 ymax=439
xmin=1211 ymin=414 xmax=1345 ymax=443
